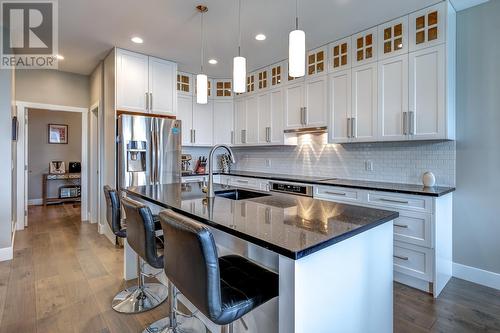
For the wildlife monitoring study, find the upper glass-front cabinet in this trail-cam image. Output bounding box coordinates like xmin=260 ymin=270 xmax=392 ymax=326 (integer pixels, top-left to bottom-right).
xmin=257 ymin=68 xmax=268 ymax=90
xmin=247 ymin=73 xmax=255 ymax=93
xmin=270 ymin=63 xmax=283 ymax=87
xmin=351 ymin=27 xmax=378 ymax=66
xmin=177 ymin=72 xmax=192 ymax=95
xmin=307 ymin=47 xmax=326 ymax=76
xmin=409 ymin=2 xmax=446 ymax=52
xmin=378 ymin=16 xmax=408 ymax=59
xmin=329 ymin=37 xmax=351 ymax=72
xmin=215 ymin=80 xmax=232 ymax=98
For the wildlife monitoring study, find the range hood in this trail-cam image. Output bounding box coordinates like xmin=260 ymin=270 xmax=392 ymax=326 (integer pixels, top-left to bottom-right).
xmin=284 ymin=126 xmax=327 ymax=134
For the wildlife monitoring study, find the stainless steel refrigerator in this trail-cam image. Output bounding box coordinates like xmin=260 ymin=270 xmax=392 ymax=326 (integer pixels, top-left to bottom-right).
xmin=117 ymin=114 xmax=181 ymax=189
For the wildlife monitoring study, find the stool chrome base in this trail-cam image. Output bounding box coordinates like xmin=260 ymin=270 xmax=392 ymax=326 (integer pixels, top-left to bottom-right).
xmin=112 ymin=282 xmax=168 ymax=314
xmin=143 ymin=315 xmax=206 ymax=333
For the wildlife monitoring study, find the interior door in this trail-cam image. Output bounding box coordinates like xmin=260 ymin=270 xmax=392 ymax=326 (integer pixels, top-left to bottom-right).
xmin=116 ymin=49 xmax=149 ymax=112
xmin=378 ymin=54 xmax=409 ymax=141
xmin=329 ymin=70 xmax=351 ymax=143
xmin=351 ymin=62 xmax=378 ymax=142
xmin=149 ymin=56 xmax=177 ymax=115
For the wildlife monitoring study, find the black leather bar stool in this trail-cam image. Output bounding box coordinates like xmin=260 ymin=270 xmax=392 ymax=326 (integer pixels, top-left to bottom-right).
xmin=145 ymin=209 xmax=279 ymax=333
xmin=111 ymin=196 xmax=168 ymax=314
xmin=103 ymin=185 xmax=126 ymax=244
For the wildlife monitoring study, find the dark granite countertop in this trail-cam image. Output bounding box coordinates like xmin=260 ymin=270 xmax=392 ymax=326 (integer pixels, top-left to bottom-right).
xmin=125 ymin=182 xmax=398 ymax=260
xmin=188 ymin=170 xmax=455 ymax=197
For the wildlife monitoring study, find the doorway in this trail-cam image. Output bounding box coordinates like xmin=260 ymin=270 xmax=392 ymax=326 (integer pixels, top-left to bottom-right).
xmin=15 ymin=102 xmax=88 ymax=229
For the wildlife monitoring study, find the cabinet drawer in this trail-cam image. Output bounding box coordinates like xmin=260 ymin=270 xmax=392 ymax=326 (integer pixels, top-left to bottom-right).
xmin=367 ymin=191 xmax=432 ymax=212
xmin=228 ymin=177 xmax=261 ymax=190
xmin=181 ymin=176 xmax=207 ymax=184
xmin=393 ymin=211 xmax=433 ymax=248
xmin=393 ymin=241 xmax=433 ymax=282
xmin=314 ymin=186 xmax=361 ymax=203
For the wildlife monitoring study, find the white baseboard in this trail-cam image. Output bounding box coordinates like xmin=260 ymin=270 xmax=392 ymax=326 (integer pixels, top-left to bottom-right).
xmin=28 ymin=198 xmax=43 ymax=206
xmin=0 ymin=246 xmax=13 ymax=261
xmin=453 ymin=262 xmax=500 ymax=291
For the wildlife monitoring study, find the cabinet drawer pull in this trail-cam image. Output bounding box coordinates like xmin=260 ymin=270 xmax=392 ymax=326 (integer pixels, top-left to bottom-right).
xmin=379 ymin=198 xmax=409 ymax=204
xmin=394 ymin=223 xmax=409 ymax=228
xmin=325 ymin=191 xmax=346 ymax=196
xmin=236 ymin=179 xmax=249 ymax=183
xmin=394 ymin=255 xmax=409 ymax=261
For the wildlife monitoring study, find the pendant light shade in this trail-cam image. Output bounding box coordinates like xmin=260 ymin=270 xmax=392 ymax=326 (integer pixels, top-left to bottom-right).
xmin=289 ymin=29 xmax=305 ymax=77
xmin=233 ymin=56 xmax=246 ymax=93
xmin=196 ymin=5 xmax=208 ymax=104
xmin=196 ymin=74 xmax=208 ymax=104
xmin=233 ymin=0 xmax=246 ymax=93
xmin=289 ymin=0 xmax=305 ymax=78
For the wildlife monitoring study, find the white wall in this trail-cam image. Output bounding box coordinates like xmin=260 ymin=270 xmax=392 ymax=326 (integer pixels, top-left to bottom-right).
xmin=15 ymin=69 xmax=89 ymax=108
xmin=0 ymin=69 xmax=13 ymax=251
xmin=454 ymin=0 xmax=500 ymax=275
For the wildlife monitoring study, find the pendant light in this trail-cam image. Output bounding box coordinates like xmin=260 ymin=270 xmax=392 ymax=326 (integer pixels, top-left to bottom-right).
xmin=196 ymin=5 xmax=208 ymax=104
xmin=289 ymin=0 xmax=305 ymax=78
xmin=233 ymin=0 xmax=246 ymax=93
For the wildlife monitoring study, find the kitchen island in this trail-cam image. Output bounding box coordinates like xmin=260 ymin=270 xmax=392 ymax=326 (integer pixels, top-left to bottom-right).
xmin=124 ymin=182 xmax=399 ymax=333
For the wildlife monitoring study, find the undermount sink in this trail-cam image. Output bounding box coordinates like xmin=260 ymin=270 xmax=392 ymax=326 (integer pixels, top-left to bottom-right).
xmin=215 ymin=189 xmax=270 ymax=201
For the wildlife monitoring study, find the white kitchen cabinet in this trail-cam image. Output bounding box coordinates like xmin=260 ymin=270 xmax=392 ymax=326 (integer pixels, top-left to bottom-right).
xmin=269 ymin=88 xmax=284 ymax=144
xmin=192 ymin=100 xmax=213 ymax=146
xmin=378 ymin=54 xmax=409 ymax=141
xmin=213 ymin=100 xmax=234 ymax=145
xmin=245 ymin=95 xmax=259 ymax=145
xmin=304 ymin=75 xmax=328 ymax=127
xmin=351 ymin=27 xmax=378 ymax=67
xmin=351 ymin=62 xmax=378 ymax=142
xmin=328 ymin=70 xmax=351 ymax=143
xmin=329 ymin=37 xmax=351 ymax=73
xmin=378 ymin=16 xmax=409 ymax=60
xmin=178 ymin=94 xmax=193 ymax=145
xmin=149 ymin=57 xmax=177 ymax=115
xmin=284 ymin=81 xmax=305 ymax=129
xmin=409 ymin=44 xmax=445 ymax=140
xmin=409 ymin=2 xmax=447 ymax=52
xmin=234 ymin=98 xmax=246 ymax=145
xmin=257 ymin=92 xmax=271 ymax=144
xmin=116 ymin=49 xmax=149 ymax=112
xmin=116 ymin=49 xmax=177 ymax=115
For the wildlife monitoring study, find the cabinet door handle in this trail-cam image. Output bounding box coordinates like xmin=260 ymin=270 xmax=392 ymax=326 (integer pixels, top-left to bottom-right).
xmin=379 ymin=198 xmax=409 ymax=204
xmin=300 ymin=107 xmax=305 ymax=125
xmin=266 ymin=127 xmax=271 ymax=143
xmin=394 ymin=255 xmax=409 ymax=261
xmin=409 ymin=111 xmax=415 ymax=135
xmin=325 ymin=191 xmax=346 ymax=196
xmin=149 ymin=93 xmax=153 ymax=111
xmin=242 ymin=129 xmax=247 ymax=144
xmin=403 ymin=112 xmax=408 ymax=135
xmin=193 ymin=129 xmax=196 ymax=143
xmin=145 ymin=92 xmax=149 ymax=111
xmin=351 ymin=117 xmax=356 ymax=138
xmin=304 ymin=107 xmax=308 ymax=125
xmin=190 ymin=129 xmax=193 ymax=143
xmin=347 ymin=118 xmax=351 ymax=138
xmin=231 ymin=131 xmax=234 ymax=144
xmin=394 ymin=223 xmax=409 ymax=228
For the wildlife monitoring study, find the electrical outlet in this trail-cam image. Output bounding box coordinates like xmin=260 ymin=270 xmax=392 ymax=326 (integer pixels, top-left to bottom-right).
xmin=265 ymin=159 xmax=272 ymax=167
xmin=365 ymin=160 xmax=373 ymax=172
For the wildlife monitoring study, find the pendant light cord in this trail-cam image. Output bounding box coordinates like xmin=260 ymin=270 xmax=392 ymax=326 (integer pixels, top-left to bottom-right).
xmin=238 ymin=0 xmax=242 ymax=56
xmin=200 ymin=11 xmax=204 ymax=73
xmin=295 ymin=0 xmax=299 ymax=30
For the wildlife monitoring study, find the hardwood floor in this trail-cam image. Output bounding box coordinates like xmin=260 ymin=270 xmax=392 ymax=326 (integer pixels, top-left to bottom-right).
xmin=1 ymin=204 xmax=499 ymax=333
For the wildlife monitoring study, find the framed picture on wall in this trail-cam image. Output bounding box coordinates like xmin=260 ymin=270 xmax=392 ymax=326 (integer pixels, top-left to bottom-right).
xmin=48 ymin=124 xmax=68 ymax=144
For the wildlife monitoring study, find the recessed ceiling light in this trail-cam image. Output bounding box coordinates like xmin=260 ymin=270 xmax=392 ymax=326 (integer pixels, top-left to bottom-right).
xmin=56 ymin=54 xmax=64 ymax=60
xmin=131 ymin=36 xmax=144 ymax=44
xmin=255 ymin=34 xmax=266 ymax=41
xmin=208 ymin=59 xmax=218 ymax=65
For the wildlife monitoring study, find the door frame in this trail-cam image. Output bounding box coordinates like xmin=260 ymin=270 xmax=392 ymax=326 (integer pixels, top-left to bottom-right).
xmin=89 ymin=102 xmax=101 ymax=227
xmin=15 ymin=101 xmax=89 ymax=229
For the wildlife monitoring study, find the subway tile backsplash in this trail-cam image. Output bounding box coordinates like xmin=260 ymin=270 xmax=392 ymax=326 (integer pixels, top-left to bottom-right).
xmin=183 ymin=134 xmax=456 ymax=186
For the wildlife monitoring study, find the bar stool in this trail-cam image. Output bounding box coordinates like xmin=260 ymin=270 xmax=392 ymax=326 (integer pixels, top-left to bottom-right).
xmin=103 ymin=185 xmax=126 ymax=244
xmin=111 ymin=196 xmax=168 ymax=313
xmin=145 ymin=209 xmax=279 ymax=333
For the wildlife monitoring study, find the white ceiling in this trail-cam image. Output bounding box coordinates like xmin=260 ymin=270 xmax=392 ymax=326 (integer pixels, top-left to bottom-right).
xmin=58 ymin=0 xmax=442 ymax=77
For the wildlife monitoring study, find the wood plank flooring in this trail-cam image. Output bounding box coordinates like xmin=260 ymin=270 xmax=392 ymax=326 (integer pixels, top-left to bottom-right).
xmin=1 ymin=204 xmax=499 ymax=332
